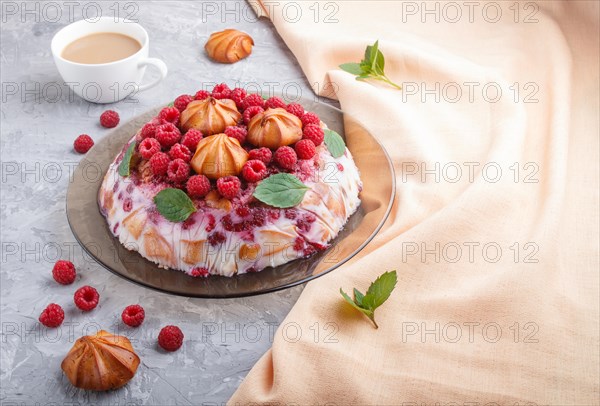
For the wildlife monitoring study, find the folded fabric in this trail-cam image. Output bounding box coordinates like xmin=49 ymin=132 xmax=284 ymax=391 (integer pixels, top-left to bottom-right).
xmin=231 ymin=1 xmax=599 ymax=404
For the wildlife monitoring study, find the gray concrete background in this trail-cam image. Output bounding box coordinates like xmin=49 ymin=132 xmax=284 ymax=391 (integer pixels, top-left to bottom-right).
xmin=1 ymin=1 xmax=332 ymax=404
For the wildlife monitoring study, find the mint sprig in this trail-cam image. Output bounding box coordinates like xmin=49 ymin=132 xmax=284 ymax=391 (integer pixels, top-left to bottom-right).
xmin=253 ymin=173 xmax=309 ymax=208
xmin=324 ymin=129 xmax=346 ymax=158
xmin=339 ymin=40 xmax=401 ymax=90
xmin=153 ymin=188 xmax=197 ymax=222
xmin=118 ymin=141 xmax=136 ymax=177
xmin=340 ymin=270 xmax=397 ymax=329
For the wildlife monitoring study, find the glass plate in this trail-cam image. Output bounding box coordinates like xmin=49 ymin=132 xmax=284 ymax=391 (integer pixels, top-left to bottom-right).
xmin=66 ymin=99 xmax=395 ymax=298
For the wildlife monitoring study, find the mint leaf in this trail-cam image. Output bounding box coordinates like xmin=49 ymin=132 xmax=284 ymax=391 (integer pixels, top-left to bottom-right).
xmin=340 ymin=40 xmax=401 ymax=90
xmin=361 ymin=271 xmax=397 ymax=310
xmin=339 ymin=63 xmax=363 ymax=75
xmin=253 ymin=173 xmax=309 ymax=208
xmin=153 ymin=188 xmax=196 ymax=222
xmin=339 ymin=270 xmax=397 ymax=329
xmin=167 ymin=101 xmax=174 ymax=107
xmin=340 ymin=288 xmax=373 ymax=318
xmin=118 ymin=141 xmax=136 ymax=177
xmin=368 ymin=40 xmax=379 ymax=72
xmin=353 ymin=288 xmax=364 ymax=306
xmin=364 ymin=43 xmax=373 ymax=64
xmin=324 ymin=129 xmax=346 ymax=158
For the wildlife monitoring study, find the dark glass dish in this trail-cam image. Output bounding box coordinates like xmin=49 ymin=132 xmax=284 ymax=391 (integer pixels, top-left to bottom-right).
xmin=66 ymin=99 xmax=395 ymax=298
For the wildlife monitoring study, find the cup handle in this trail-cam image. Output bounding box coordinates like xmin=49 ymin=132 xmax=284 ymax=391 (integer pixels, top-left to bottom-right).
xmin=137 ymin=58 xmax=168 ymax=92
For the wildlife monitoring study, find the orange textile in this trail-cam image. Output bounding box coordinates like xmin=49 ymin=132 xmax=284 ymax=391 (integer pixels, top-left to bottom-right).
xmin=231 ymin=2 xmax=600 ymax=404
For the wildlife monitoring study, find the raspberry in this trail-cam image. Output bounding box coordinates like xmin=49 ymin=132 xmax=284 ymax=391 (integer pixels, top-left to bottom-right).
xmin=296 ymin=212 xmax=316 ymax=232
xmin=230 ymin=88 xmax=247 ymax=108
xmin=51 ymin=260 xmax=76 ymax=285
xmin=248 ymin=147 xmax=272 ymax=164
xmin=169 ymin=143 xmax=191 ymax=162
xmin=268 ymin=209 xmax=281 ymax=220
xmin=285 ymin=103 xmax=304 ymax=118
xmin=265 ymin=96 xmax=286 ymax=110
xmin=243 ymin=106 xmax=264 ymax=124
xmin=39 ymin=303 xmax=64 ymax=328
xmin=208 ymin=231 xmax=226 ymax=246
xmin=295 ymin=139 xmax=316 ymax=160
xmin=74 ymin=285 xmax=100 ymax=311
xmin=186 ymin=174 xmax=211 ymax=198
xmin=167 ymin=159 xmax=190 ymax=183
xmin=149 ymin=152 xmax=170 ymax=176
xmin=302 ymin=124 xmax=324 ymax=146
xmin=155 ymin=123 xmax=181 ymax=148
xmin=301 ymin=112 xmax=320 ymax=127
xmin=274 ymin=146 xmax=297 ymax=170
xmin=123 ymin=198 xmax=132 ymax=212
xmin=181 ymin=129 xmax=203 ymax=151
xmin=235 ymin=205 xmax=250 ymax=217
xmin=205 ymin=214 xmax=216 ymax=232
xmin=241 ymin=93 xmax=264 ymax=110
xmin=158 ymin=325 xmax=184 ymax=351
xmin=191 ymin=267 xmax=209 ymax=277
xmin=182 ymin=217 xmax=196 ymax=230
xmin=242 ymin=160 xmax=267 ymax=183
xmin=216 ymin=176 xmax=241 ymax=199
xmin=293 ymin=237 xmax=305 ymax=251
xmin=139 ymin=137 xmax=161 ymax=159
xmin=212 ymin=83 xmax=231 ymax=99
xmin=195 ymin=90 xmax=210 ymax=100
xmin=159 ymin=107 xmax=180 ymax=124
xmin=173 ymin=94 xmax=193 ymax=112
xmin=121 ymin=304 xmax=145 ymax=327
xmin=250 ymin=208 xmax=267 ymax=227
xmin=140 ymin=123 xmax=156 ymax=140
xmin=73 ymin=134 xmax=94 ymax=154
xmin=100 ymin=110 xmax=120 ymax=128
xmin=224 ymin=126 xmax=247 ymax=144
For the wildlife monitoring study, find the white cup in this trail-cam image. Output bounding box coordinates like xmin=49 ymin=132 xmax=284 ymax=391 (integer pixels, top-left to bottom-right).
xmin=51 ymin=17 xmax=168 ymax=104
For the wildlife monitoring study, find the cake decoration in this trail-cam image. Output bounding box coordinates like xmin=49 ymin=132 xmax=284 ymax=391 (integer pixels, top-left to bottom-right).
xmin=180 ymin=97 xmax=241 ymax=134
xmin=247 ymin=107 xmax=303 ymax=148
xmin=190 ymin=132 xmax=248 ymax=179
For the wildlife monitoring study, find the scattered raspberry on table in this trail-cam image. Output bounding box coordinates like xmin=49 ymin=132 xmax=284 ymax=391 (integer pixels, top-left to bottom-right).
xmin=158 ymin=325 xmax=184 ymax=351
xmin=74 ymin=285 xmax=100 ymax=311
xmin=39 ymin=303 xmax=65 ymax=328
xmin=73 ymin=134 xmax=94 ymax=154
xmin=121 ymin=304 xmax=145 ymax=327
xmin=100 ymin=110 xmax=120 ymax=128
xmin=52 ymin=260 xmax=76 ymax=285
